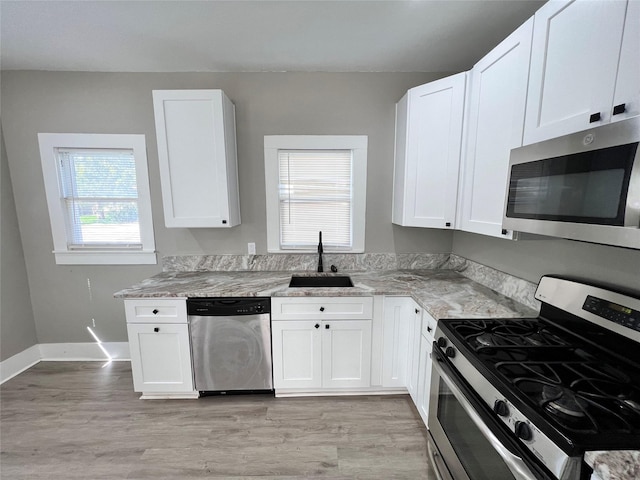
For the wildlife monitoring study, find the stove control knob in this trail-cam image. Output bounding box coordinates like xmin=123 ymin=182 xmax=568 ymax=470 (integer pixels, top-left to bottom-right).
xmin=437 ymin=337 xmax=448 ymax=348
xmin=445 ymin=347 xmax=456 ymax=358
xmin=255 ymin=304 xmax=264 ymax=313
xmin=515 ymin=421 xmax=533 ymax=441
xmin=493 ymin=400 xmax=509 ymax=417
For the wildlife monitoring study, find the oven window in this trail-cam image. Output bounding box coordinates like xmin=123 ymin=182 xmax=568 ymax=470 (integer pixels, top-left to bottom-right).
xmin=437 ymin=379 xmax=516 ymax=480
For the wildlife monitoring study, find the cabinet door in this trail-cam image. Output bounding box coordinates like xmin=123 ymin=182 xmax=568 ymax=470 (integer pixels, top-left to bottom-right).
xmin=392 ymin=73 xmax=466 ymax=228
xmin=381 ymin=297 xmax=412 ymax=388
xmin=127 ymin=323 xmax=194 ymax=393
xmin=458 ymin=18 xmax=533 ymax=239
xmin=611 ymin=0 xmax=640 ymax=123
xmin=152 ymin=90 xmax=240 ymax=228
xmin=416 ymin=334 xmax=434 ymax=426
xmin=407 ymin=304 xmax=423 ymax=402
xmin=523 ymin=0 xmax=628 ymax=144
xmin=322 ymin=320 xmax=372 ymax=389
xmin=271 ymin=321 xmax=322 ymax=389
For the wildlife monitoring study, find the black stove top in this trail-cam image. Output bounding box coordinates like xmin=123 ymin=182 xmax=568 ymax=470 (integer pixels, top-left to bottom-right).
xmin=440 ymin=316 xmax=640 ymax=452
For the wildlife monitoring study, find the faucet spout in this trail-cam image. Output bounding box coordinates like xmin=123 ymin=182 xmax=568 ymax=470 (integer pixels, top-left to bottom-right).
xmin=317 ymin=231 xmax=323 ymax=272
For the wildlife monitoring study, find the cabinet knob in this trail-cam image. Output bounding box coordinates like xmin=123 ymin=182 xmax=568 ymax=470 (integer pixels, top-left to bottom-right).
xmin=153 ymin=327 xmax=160 ymax=333
xmin=589 ymin=112 xmax=601 ymax=123
xmin=501 ymin=229 xmax=508 ymax=235
xmin=415 ymin=308 xmax=419 ymax=314
xmin=222 ymin=220 xmax=227 ymax=224
xmin=445 ymin=222 xmax=451 ymax=227
xmin=325 ymin=324 xmax=330 ymax=329
xmin=152 ymin=309 xmax=159 ymax=314
xmin=427 ymin=326 xmax=433 ymax=333
xmin=319 ymin=306 xmax=325 ymax=312
xmin=315 ymin=323 xmax=320 ymax=329
xmin=613 ymin=103 xmax=626 ymax=115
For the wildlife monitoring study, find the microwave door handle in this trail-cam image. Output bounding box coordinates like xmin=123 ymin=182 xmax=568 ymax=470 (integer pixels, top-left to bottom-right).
xmin=433 ymin=359 xmax=539 ymax=480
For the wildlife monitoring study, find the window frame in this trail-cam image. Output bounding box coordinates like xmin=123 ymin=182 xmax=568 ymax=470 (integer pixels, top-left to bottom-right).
xmin=264 ymin=135 xmax=368 ymax=253
xmin=38 ymin=133 xmax=157 ymax=265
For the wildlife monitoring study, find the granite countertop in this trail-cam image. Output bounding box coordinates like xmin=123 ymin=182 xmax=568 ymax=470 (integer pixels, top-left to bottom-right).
xmin=584 ymin=451 xmax=640 ymax=480
xmin=114 ymin=269 xmax=538 ymax=320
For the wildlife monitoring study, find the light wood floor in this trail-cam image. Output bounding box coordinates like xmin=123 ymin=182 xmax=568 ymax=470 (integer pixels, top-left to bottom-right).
xmin=1 ymin=362 xmax=436 ymax=479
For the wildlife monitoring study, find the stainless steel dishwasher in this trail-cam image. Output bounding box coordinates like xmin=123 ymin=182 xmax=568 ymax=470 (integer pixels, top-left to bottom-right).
xmin=187 ymin=297 xmax=273 ymax=394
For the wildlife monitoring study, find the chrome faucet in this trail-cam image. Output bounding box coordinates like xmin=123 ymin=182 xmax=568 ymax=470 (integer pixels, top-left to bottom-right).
xmin=317 ymin=231 xmax=323 ymax=272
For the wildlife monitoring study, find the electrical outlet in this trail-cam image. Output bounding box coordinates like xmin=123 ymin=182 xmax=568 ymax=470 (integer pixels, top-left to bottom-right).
xmin=248 ymin=242 xmax=256 ymax=255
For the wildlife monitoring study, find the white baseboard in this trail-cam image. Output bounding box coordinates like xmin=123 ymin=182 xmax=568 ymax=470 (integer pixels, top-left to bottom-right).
xmin=0 ymin=345 xmax=41 ymax=384
xmin=275 ymin=388 xmax=408 ymax=398
xmin=39 ymin=342 xmax=130 ymax=361
xmin=1 ymin=342 xmax=131 ymax=384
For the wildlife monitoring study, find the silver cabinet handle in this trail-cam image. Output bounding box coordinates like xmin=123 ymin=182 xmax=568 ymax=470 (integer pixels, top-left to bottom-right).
xmin=433 ymin=361 xmax=538 ymax=480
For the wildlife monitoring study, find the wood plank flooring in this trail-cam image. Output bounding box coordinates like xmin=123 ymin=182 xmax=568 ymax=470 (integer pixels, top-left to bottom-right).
xmin=1 ymin=362 xmax=436 ymax=479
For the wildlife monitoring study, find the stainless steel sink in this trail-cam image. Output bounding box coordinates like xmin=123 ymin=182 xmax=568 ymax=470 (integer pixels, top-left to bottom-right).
xmin=289 ymin=275 xmax=354 ymax=288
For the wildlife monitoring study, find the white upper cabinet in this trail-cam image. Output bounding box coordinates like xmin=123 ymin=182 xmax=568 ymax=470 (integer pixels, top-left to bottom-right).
xmin=457 ymin=18 xmax=534 ymax=239
xmin=392 ymin=73 xmax=466 ymax=229
xmin=523 ymin=0 xmax=633 ymax=145
xmin=612 ymin=0 xmax=640 ymax=123
xmin=152 ymin=90 xmax=241 ymax=228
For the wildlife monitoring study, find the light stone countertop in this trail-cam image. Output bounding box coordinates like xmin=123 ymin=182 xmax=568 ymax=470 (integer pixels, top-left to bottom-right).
xmin=584 ymin=451 xmax=640 ymax=480
xmin=114 ymin=269 xmax=538 ymax=320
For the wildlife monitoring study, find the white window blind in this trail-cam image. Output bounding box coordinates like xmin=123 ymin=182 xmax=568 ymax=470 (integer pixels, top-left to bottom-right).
xmin=57 ymin=148 xmax=142 ymax=249
xmin=278 ymin=149 xmax=353 ymax=249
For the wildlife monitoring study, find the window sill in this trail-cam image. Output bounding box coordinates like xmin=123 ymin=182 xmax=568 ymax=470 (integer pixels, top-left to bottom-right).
xmin=53 ymin=250 xmax=157 ymax=265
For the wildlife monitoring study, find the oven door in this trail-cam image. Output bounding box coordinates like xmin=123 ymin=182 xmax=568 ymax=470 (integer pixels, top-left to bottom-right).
xmin=428 ymin=346 xmax=553 ymax=480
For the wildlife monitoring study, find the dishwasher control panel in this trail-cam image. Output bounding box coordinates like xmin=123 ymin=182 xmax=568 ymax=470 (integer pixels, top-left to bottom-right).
xmin=187 ymin=297 xmax=271 ymax=316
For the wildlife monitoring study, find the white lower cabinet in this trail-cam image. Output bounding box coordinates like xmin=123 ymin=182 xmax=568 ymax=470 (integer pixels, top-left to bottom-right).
xmin=127 ymin=323 xmax=194 ymax=394
xmin=416 ymin=333 xmax=434 ymax=425
xmin=271 ymin=320 xmax=322 ymax=390
xmin=124 ymin=298 xmax=197 ymax=398
xmin=322 ymin=320 xmax=372 ymax=389
xmin=381 ymin=297 xmax=413 ymax=388
xmin=271 ymin=319 xmax=372 ymax=391
xmin=407 ymin=303 xmax=423 ymax=402
xmin=270 ymin=297 xmax=374 ymax=393
xmin=416 ymin=310 xmax=437 ymax=425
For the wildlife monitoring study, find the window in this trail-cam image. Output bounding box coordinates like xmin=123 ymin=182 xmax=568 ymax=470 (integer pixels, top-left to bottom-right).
xmin=264 ymin=135 xmax=367 ymax=253
xmin=38 ymin=133 xmax=156 ymax=265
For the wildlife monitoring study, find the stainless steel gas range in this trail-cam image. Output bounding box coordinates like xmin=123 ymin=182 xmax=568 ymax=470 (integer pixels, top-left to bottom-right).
xmin=427 ymin=275 xmax=640 ymax=480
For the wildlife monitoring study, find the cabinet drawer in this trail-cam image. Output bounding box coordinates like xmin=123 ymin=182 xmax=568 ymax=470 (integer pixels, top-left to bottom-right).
xmin=271 ymin=297 xmax=373 ymax=320
xmin=422 ymin=310 xmax=437 ymax=341
xmin=124 ymin=298 xmax=187 ymax=324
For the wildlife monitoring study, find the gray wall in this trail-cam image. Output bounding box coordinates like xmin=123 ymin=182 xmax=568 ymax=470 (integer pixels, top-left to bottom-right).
xmin=1 ymin=127 xmax=38 ymax=361
xmin=453 ymin=231 xmax=640 ymax=290
xmin=1 ymin=71 xmax=453 ymax=344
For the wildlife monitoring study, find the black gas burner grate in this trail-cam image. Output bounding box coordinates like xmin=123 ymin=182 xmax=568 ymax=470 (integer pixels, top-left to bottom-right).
xmin=497 ymin=360 xmax=640 ymax=434
xmin=452 ymin=319 xmax=571 ymax=349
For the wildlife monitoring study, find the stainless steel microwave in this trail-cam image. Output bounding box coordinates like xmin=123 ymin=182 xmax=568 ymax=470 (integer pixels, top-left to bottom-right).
xmin=503 ymin=116 xmax=640 ymax=249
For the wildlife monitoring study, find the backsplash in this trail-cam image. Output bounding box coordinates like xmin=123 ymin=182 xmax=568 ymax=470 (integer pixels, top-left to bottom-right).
xmin=162 ymin=253 xmax=451 ymax=273
xmin=163 ymin=253 xmax=539 ymax=311
xmin=447 ymin=254 xmax=539 ymax=311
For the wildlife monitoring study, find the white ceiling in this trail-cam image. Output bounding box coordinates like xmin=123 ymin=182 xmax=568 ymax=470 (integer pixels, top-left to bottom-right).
xmin=0 ymin=0 xmax=545 ymax=73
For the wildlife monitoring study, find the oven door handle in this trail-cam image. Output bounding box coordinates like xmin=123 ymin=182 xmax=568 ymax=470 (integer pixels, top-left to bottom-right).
xmin=433 ymin=350 xmax=543 ymax=480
